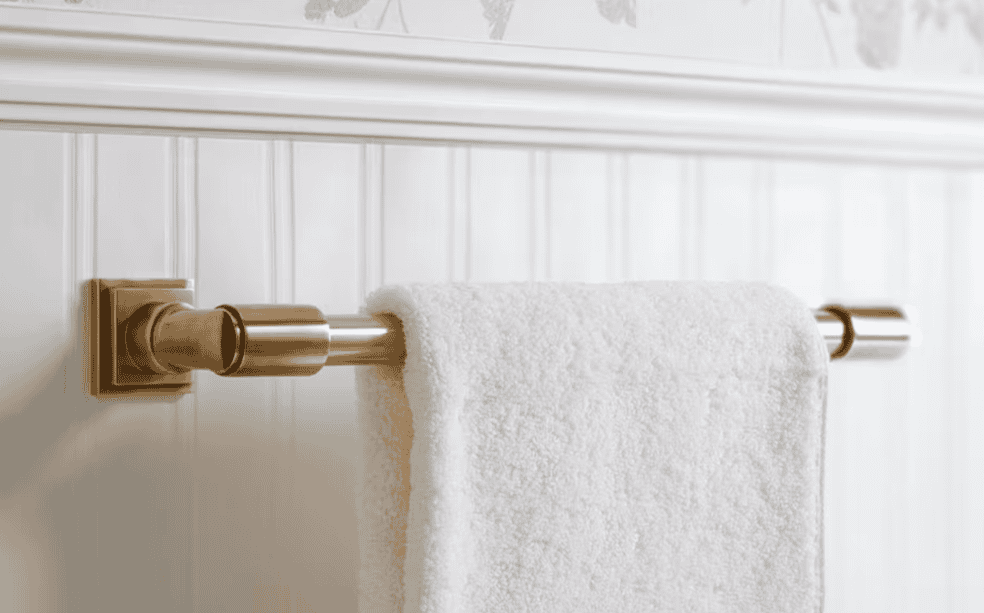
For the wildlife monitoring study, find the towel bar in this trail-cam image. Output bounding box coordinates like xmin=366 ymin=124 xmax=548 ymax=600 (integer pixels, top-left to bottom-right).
xmin=88 ymin=279 xmax=915 ymax=397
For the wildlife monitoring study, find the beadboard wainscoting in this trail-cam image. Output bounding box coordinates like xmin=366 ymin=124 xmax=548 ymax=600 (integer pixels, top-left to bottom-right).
xmin=1 ymin=6 xmax=983 ymax=613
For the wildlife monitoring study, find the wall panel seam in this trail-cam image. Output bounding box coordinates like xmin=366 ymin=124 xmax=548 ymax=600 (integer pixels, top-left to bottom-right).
xmin=754 ymin=161 xmax=776 ymax=283
xmin=181 ymin=134 xmax=199 ymax=613
xmin=449 ymin=147 xmax=471 ymax=283
xmin=363 ymin=144 xmax=383 ymax=293
xmin=165 ymin=136 xmax=177 ymax=278
xmin=62 ymin=132 xmax=77 ymax=333
xmin=74 ymin=133 xmax=96 ymax=396
xmin=605 ymin=153 xmax=626 ymax=283
xmin=946 ymin=173 xmax=968 ymax=613
xmin=530 ymin=151 xmax=551 ymax=282
xmin=681 ymin=157 xmax=704 ymax=280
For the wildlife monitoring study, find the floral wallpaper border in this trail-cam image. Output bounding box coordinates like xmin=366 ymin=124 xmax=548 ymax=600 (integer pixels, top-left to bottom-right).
xmin=4 ymin=0 xmax=984 ymax=72
xmin=818 ymin=0 xmax=984 ymax=69
xmin=303 ymin=0 xmax=636 ymax=39
xmin=301 ymin=0 xmax=984 ymax=70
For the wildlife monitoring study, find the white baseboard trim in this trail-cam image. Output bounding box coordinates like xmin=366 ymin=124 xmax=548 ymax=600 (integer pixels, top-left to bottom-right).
xmin=3 ymin=4 xmax=984 ymax=164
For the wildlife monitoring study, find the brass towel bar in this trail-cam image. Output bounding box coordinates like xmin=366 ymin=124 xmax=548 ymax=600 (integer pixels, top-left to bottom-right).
xmin=89 ymin=279 xmax=915 ymax=398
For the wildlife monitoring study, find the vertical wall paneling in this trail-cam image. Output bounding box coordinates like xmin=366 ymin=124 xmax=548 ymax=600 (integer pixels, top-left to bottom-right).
xmin=362 ymin=144 xmax=384 ymax=297
xmin=829 ymin=165 xmax=897 ymax=613
xmin=828 ymin=210 xmax=850 ymax=613
xmin=700 ymin=159 xmax=758 ymax=281
xmin=450 ymin=147 xmax=471 ymax=282
xmin=94 ymin=134 xmax=170 ymax=278
xmin=164 ymin=138 xmax=176 ymax=278
xmin=269 ymin=139 xmax=298 ymax=607
xmin=0 ymin=130 xmax=68 ymax=613
xmin=291 ymin=141 xmax=364 ymax=612
xmin=272 ymin=140 xmax=295 ymax=304
xmin=963 ymin=172 xmax=984 ymax=613
xmin=194 ymin=137 xmax=276 ymax=613
xmin=170 ymin=135 xmax=198 ymax=613
xmin=750 ymin=161 xmax=776 ymax=283
xmin=771 ymin=162 xmax=828 ymax=306
xmin=294 ymin=142 xmax=362 ymax=313
xmin=884 ymin=168 xmax=910 ymax=308
xmin=380 ymin=145 xmax=452 ymax=284
xmin=69 ymin=131 xmax=98 ymax=610
xmin=74 ymin=131 xmax=199 ymax=613
xmin=60 ymin=132 xmax=77 ymax=613
xmin=624 ymin=154 xmax=684 ymax=281
xmin=946 ymin=171 xmax=972 ymax=613
xmin=469 ymin=147 xmax=533 ymax=282
xmin=530 ymin=150 xmax=550 ymax=282
xmin=196 ymin=138 xmax=272 ymax=303
xmin=904 ymin=169 xmax=953 ymax=613
xmin=62 ymin=133 xmax=78 ymax=332
xmin=901 ymin=174 xmax=921 ymax=613
xmin=2 ymin=124 xmax=980 ymax=612
xmin=881 ymin=166 xmax=910 ymax=613
xmin=822 ymin=164 xmax=844 ymax=303
xmin=174 ymin=137 xmax=198 ymax=284
xmin=548 ymin=150 xmax=609 ymax=282
xmin=821 ymin=163 xmax=847 ymax=613
xmin=839 ymin=168 xmax=890 ymax=299
xmin=89 ymin=135 xmax=185 ymax=613
xmin=77 ymin=134 xmax=97 ymax=284
xmin=680 ymin=157 xmax=704 ymax=280
xmin=606 ymin=153 xmax=628 ymax=282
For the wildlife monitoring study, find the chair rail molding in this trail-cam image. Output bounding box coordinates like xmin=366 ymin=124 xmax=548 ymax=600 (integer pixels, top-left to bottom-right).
xmin=4 ymin=4 xmax=984 ymax=164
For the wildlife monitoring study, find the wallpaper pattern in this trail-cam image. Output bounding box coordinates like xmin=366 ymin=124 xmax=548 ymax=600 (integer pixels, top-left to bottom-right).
xmin=302 ymin=0 xmax=638 ymax=38
xmin=818 ymin=0 xmax=984 ymax=69
xmin=7 ymin=0 xmax=984 ymax=74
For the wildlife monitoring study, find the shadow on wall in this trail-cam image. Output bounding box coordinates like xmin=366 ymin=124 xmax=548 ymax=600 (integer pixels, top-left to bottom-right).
xmin=0 ymin=285 xmax=358 ymax=612
xmin=0 ymin=292 xmax=192 ymax=611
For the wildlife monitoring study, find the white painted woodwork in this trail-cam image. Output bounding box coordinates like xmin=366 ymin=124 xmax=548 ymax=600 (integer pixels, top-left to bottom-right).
xmin=0 ymin=129 xmax=979 ymax=613
xmin=0 ymin=7 xmax=982 ymax=613
xmin=468 ymin=148 xmax=533 ymax=283
xmin=624 ymin=154 xmax=685 ymax=282
xmin=7 ymin=6 xmax=984 ymax=165
xmin=381 ymin=146 xmax=453 ymax=285
xmin=548 ymin=151 xmax=610 ymax=283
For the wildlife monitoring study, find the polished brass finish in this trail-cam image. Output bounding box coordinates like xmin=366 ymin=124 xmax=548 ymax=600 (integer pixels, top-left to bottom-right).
xmin=815 ymin=307 xmax=853 ymax=359
xmin=216 ymin=305 xmax=332 ymax=377
xmin=90 ymin=278 xmax=912 ymax=398
xmin=90 ymin=279 xmax=195 ymax=397
xmin=323 ymin=314 xmax=404 ymax=366
xmin=89 ymin=279 xmax=405 ymax=397
xmin=129 ymin=303 xmax=239 ymax=374
xmin=815 ymin=305 xmax=911 ymax=360
xmin=830 ymin=305 xmax=911 ymax=360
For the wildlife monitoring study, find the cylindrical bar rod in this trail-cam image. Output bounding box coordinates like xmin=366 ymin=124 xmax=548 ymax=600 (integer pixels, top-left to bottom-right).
xmin=323 ymin=314 xmax=404 ymax=366
xmin=122 ymin=301 xmax=911 ymax=377
xmin=123 ymin=304 xmax=405 ymax=377
xmin=813 ymin=305 xmax=912 ymax=361
xmin=327 ymin=306 xmax=912 ymax=365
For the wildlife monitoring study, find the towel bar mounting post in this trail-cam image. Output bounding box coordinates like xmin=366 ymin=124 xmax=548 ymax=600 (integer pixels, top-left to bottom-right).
xmin=88 ymin=279 xmax=914 ymax=398
xmin=89 ymin=279 xmax=404 ymax=397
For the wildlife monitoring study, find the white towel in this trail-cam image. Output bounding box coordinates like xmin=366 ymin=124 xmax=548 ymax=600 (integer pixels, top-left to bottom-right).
xmin=356 ymin=281 xmax=827 ymax=613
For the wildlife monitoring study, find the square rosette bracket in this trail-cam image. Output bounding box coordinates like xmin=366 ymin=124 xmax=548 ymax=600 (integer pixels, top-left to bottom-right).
xmin=89 ymin=279 xmax=195 ymax=398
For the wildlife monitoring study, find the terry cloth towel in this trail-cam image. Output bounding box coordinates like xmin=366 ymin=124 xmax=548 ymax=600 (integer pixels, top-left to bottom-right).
xmin=356 ymin=281 xmax=828 ymax=613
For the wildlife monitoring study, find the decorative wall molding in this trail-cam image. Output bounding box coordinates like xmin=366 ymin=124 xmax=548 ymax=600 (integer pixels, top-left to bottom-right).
xmin=4 ymin=4 xmax=984 ymax=164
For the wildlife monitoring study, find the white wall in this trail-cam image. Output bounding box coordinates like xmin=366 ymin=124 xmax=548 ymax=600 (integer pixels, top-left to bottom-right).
xmin=2 ymin=4 xmax=984 ymax=613
xmin=2 ymin=131 xmax=982 ymax=612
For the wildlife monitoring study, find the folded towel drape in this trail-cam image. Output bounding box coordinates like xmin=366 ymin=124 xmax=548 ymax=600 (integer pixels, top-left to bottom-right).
xmin=356 ymin=281 xmax=827 ymax=613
